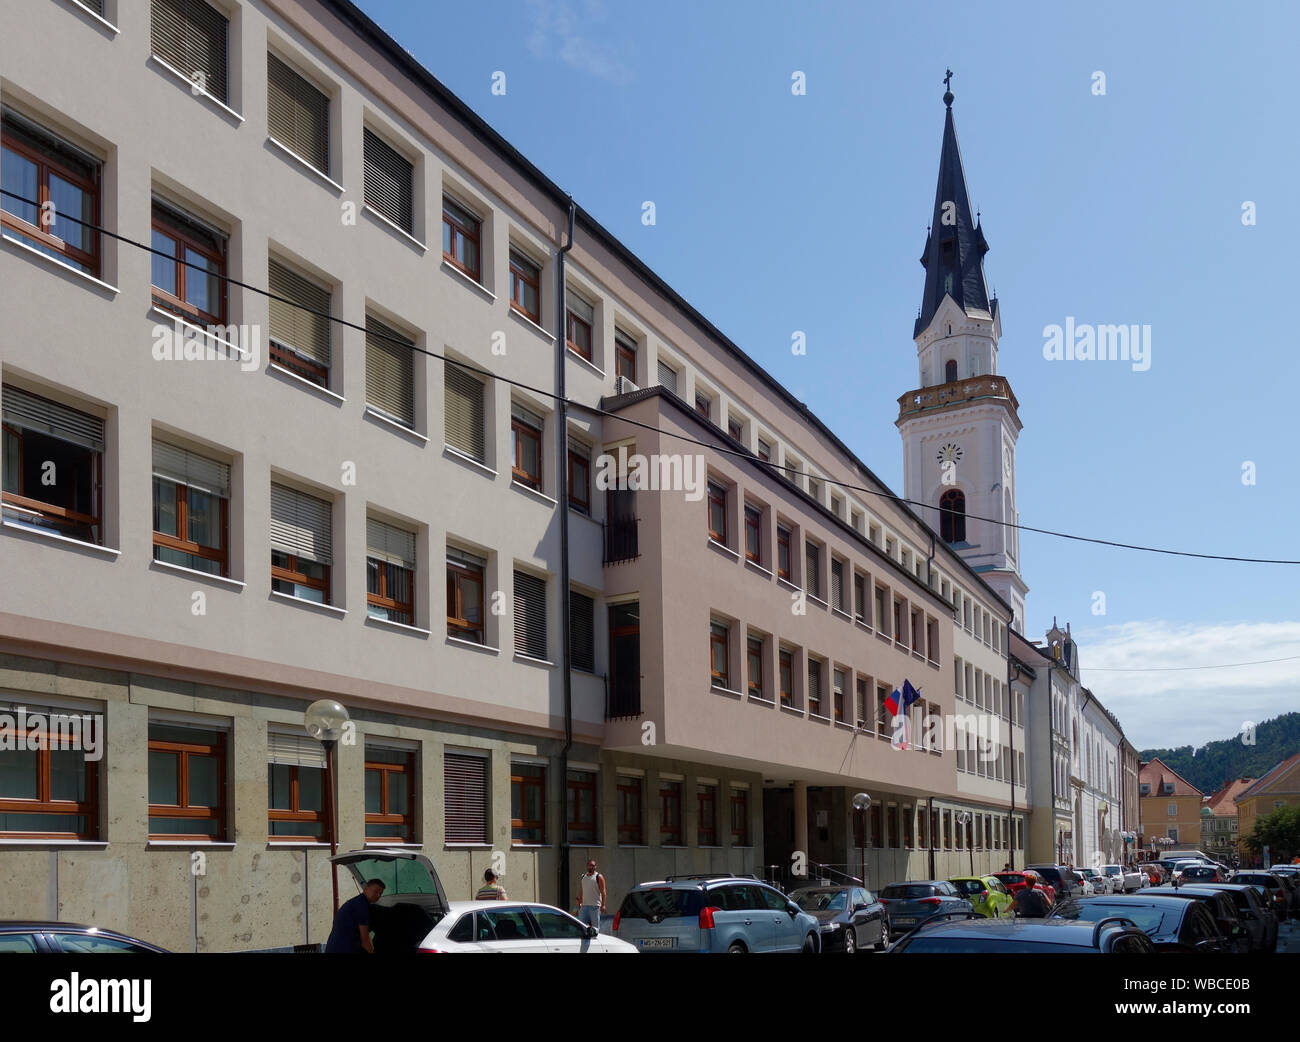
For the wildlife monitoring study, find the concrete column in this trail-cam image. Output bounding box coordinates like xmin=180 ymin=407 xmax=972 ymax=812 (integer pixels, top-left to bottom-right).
xmin=794 ymin=780 xmax=809 ymax=869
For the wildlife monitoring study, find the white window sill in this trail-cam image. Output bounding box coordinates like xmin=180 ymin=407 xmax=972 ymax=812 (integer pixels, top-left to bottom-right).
xmin=807 ymin=594 xmax=829 ymax=610
xmin=60 ymin=0 xmax=119 ymax=32
xmin=776 ymin=577 xmax=800 ymax=594
xmin=707 ymin=538 xmax=740 ymax=561
xmin=443 ymin=843 xmax=493 ymax=850
xmin=511 ymin=480 xmax=557 ymax=507
xmin=447 ymin=635 xmax=499 ymax=655
xmin=511 ymin=843 xmax=551 ymax=850
xmin=147 ymin=841 xmax=236 ymax=849
xmin=780 ymin=704 xmax=805 ymax=717
xmin=710 ymin=684 xmax=743 ymax=698
xmin=365 ymin=615 xmax=431 ymax=637
xmin=2 ymin=519 xmax=120 ymax=558
xmin=742 ymin=558 xmax=771 ymax=578
xmin=748 ymin=695 xmax=775 ymax=707
xmin=809 ymin=712 xmax=832 ymax=724
xmin=876 ymin=631 xmax=894 ymax=644
xmin=441 ymin=260 xmax=496 ymax=301
xmin=364 ymin=405 xmax=427 ymax=442
xmin=269 ymin=362 xmax=345 ymax=403
xmin=266 ymin=136 xmax=344 ymax=193
xmin=513 ymin=653 xmax=556 ymax=668
xmin=149 ymin=54 xmax=245 ymax=123
xmin=1 ymin=234 xmax=120 ymax=293
xmin=443 ymin=444 xmax=496 ymax=477
xmin=362 ymin=204 xmax=426 ymax=251
xmin=270 ymin=590 xmax=347 ymax=617
xmin=149 ymin=306 xmax=252 ymax=360
xmin=832 ymin=608 xmax=853 ymax=622
xmin=566 ymin=350 xmax=605 ymax=379
xmin=364 ymin=841 xmax=422 ymax=849
xmin=508 ymin=306 xmax=555 ymax=343
xmin=835 ymin=721 xmax=857 ymax=732
xmin=150 ymin=559 xmax=245 ymax=590
xmin=0 ymin=839 xmax=108 ymax=848
xmin=266 ymin=841 xmax=332 ymax=849
xmin=855 ymin=619 xmax=873 ymax=635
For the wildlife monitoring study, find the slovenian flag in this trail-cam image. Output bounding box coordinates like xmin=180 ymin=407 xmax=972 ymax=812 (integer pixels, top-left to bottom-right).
xmin=887 ymin=680 xmax=922 ymax=750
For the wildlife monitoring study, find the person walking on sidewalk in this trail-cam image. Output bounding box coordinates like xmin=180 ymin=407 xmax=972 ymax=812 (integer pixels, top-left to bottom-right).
xmin=476 ymin=868 xmax=508 ymax=901
xmin=575 ymin=859 xmax=607 ymax=932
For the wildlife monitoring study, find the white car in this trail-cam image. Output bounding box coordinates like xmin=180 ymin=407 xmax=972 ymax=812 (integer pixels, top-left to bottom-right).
xmin=1101 ymin=864 xmax=1144 ymax=893
xmin=1078 ymin=869 xmax=1112 ymax=895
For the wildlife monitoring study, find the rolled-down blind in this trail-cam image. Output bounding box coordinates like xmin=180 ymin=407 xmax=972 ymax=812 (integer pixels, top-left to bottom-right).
xmin=830 ymin=560 xmax=843 ymax=610
xmin=367 ymin=518 xmax=415 ymax=569
xmin=268 ymin=259 xmax=330 ymax=366
xmin=267 ymin=52 xmax=329 ymax=173
xmin=657 ymin=360 xmax=677 ymax=394
xmin=513 ymin=571 xmax=548 ymax=660
xmin=365 ymin=317 xmax=414 ymax=426
xmin=2 ymin=386 xmax=104 ymax=451
xmin=270 ymin=483 xmax=332 ymax=564
xmin=569 ymin=591 xmax=595 ymax=672
xmin=268 ymin=731 xmax=326 ymax=768
xmin=444 ymin=752 xmax=488 ymax=844
xmin=152 ymin=441 xmax=230 ymax=498
xmin=363 ymin=128 xmax=413 ymax=232
xmin=151 ymin=0 xmax=229 ymax=103
xmin=444 ymin=362 xmax=485 ymax=461
xmin=447 ymin=546 xmax=485 ymax=570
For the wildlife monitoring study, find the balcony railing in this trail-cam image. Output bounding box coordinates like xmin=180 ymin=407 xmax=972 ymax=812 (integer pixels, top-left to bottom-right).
xmin=897 ymin=375 xmax=1020 ymax=422
xmin=605 ymin=670 xmax=641 ymax=720
xmin=602 ymin=515 xmax=639 ymax=564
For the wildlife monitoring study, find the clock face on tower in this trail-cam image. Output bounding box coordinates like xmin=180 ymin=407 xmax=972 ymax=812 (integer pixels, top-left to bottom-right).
xmin=936 ymin=443 xmax=963 ymax=465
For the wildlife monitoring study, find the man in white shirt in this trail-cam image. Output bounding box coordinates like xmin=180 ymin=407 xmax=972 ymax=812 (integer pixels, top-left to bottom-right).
xmin=575 ymin=859 xmax=607 ymax=932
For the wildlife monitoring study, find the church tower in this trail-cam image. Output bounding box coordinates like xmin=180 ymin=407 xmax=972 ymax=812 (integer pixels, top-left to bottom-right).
xmin=897 ymin=77 xmax=1028 ymax=630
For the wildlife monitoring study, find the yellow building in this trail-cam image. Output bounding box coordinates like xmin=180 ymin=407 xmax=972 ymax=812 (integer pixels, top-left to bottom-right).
xmin=1236 ymin=753 xmax=1300 ymax=855
xmin=1139 ymin=758 xmax=1203 ymax=850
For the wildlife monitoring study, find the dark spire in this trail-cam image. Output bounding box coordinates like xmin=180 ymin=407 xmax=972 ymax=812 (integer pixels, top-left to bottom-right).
xmin=915 ymin=76 xmax=992 ymax=338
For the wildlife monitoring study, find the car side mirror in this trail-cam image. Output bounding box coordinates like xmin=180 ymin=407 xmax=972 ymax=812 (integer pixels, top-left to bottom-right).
xmin=586 ymin=925 xmax=599 ymax=939
xmin=853 ymin=903 xmax=867 ymax=912
xmin=786 ymin=903 xmax=800 ymax=917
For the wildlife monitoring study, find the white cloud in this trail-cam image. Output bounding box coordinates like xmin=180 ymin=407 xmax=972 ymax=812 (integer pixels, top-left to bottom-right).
xmin=1071 ymin=619 xmax=1300 ymax=751
xmin=526 ymin=0 xmax=633 ymax=85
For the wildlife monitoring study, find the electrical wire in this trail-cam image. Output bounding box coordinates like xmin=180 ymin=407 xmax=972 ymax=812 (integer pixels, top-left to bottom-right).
xmin=1084 ymin=653 xmax=1300 ymax=672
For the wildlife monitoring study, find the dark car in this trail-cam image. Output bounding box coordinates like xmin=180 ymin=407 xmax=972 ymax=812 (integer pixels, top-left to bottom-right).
xmin=1025 ymin=864 xmax=1083 ymax=900
xmin=1149 ymin=886 xmax=1250 ymax=952
xmin=790 ymin=885 xmax=889 ymax=954
xmin=1050 ymin=895 xmax=1229 ymax=952
xmin=1266 ymin=870 xmax=1300 ymax=917
xmin=1179 ymin=865 xmax=1226 ymax=885
xmin=1229 ymin=873 xmax=1291 ymax=920
xmin=889 ymin=914 xmax=1155 ymax=953
xmin=0 ymin=922 xmax=168 ymax=953
xmin=878 ymin=880 xmax=972 ymax=933
xmin=1157 ymin=884 xmax=1276 ymax=953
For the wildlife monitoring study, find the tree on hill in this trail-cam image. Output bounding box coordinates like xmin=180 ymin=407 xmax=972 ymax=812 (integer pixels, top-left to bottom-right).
xmin=1140 ymin=713 xmax=1300 ymax=794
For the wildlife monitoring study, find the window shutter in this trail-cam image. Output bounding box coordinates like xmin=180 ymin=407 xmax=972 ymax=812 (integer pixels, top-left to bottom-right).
xmin=444 ymin=752 xmax=488 ymax=844
xmin=270 ymin=483 xmax=332 ymax=565
xmin=444 ymin=362 xmax=485 ymax=460
xmin=831 ymin=560 xmax=843 ymax=610
xmin=365 ymin=316 xmax=414 ymax=427
xmin=367 ymin=518 xmax=415 ymax=569
xmin=510 ymin=402 xmax=543 ymax=430
xmin=152 ymin=441 xmax=229 ymax=498
xmin=267 ymin=53 xmax=329 ymax=173
xmin=268 ymin=731 xmax=326 ymax=769
xmin=363 ymin=128 xmax=413 ymax=232
xmin=567 ymin=293 xmax=594 ymax=324
xmin=656 ymin=360 xmax=677 ymax=394
xmin=513 ymin=570 xmax=548 ymax=660
xmin=151 ymin=0 xmax=229 ymax=103
xmin=569 ymin=591 xmax=594 ymax=672
xmin=446 ymin=546 xmax=486 ymax=570
xmin=268 ymin=259 xmax=331 ymax=367
xmin=2 ymin=386 xmax=103 ymax=451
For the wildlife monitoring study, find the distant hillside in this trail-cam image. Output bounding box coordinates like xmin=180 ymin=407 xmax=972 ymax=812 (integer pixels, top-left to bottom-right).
xmin=1140 ymin=712 xmax=1300 ymax=795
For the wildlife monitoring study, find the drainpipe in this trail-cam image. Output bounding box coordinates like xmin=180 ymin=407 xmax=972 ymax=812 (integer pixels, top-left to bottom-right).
xmin=1007 ymin=655 xmax=1018 ymax=871
xmin=556 ymin=198 xmax=576 ymax=909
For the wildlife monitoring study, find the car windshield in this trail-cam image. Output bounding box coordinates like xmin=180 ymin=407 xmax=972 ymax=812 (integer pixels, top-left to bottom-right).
xmin=953 ymin=880 xmax=985 ymax=895
xmin=1232 ymin=875 xmax=1272 ymax=885
xmin=618 ymin=888 xmax=704 ymax=920
xmin=793 ymin=889 xmax=847 ymax=912
xmin=1104 ymin=867 xmax=1121 ymax=876
xmin=882 ymin=884 xmax=936 ymax=900
xmin=1054 ymin=903 xmax=1168 ymax=934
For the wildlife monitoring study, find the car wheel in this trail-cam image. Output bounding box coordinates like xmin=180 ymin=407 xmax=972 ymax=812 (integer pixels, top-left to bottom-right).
xmin=727 ymin=941 xmax=747 ymax=954
xmin=844 ymin=929 xmax=857 ymax=955
xmin=877 ymin=922 xmax=891 ymax=951
xmin=802 ymin=933 xmax=817 ymax=954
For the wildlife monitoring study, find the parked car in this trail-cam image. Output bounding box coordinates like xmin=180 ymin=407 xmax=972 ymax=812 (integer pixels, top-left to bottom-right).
xmin=1148 ymin=886 xmax=1251 ymax=952
xmin=878 ymin=881 xmax=973 ymax=933
xmin=613 ymin=876 xmax=820 ymax=953
xmin=1193 ymin=883 xmax=1279 ymax=952
xmin=330 ymin=849 xmax=451 ymax=952
xmin=888 ymin=914 xmax=1155 ymax=953
xmin=418 ymin=901 xmax=637 ymax=953
xmin=949 ymin=875 xmax=1016 ymax=919
xmin=1101 ymin=864 xmax=1145 ymax=892
xmin=1229 ymin=872 xmax=1291 ymax=920
xmin=992 ymin=871 xmax=1056 ymax=906
xmin=1266 ymin=870 xmax=1300 ymax=917
xmin=1178 ymin=864 xmax=1226 ymax=885
xmin=0 ymin=922 xmax=168 ymax=953
xmin=1077 ymin=867 xmax=1112 ymax=894
xmin=1050 ymin=895 xmax=1230 ymax=952
xmin=789 ymin=885 xmax=889 ymax=953
xmin=1026 ymin=864 xmax=1084 ymax=900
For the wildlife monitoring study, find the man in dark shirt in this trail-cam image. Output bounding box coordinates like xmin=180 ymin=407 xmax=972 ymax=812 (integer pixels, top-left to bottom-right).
xmin=325 ymin=878 xmax=385 ymax=953
xmin=1011 ymin=872 xmax=1053 ymax=919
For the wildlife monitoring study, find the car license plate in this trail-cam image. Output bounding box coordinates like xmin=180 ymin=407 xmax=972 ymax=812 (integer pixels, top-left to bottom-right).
xmin=895 ymin=917 xmax=916 ymax=926
xmin=640 ymin=937 xmax=675 ymax=949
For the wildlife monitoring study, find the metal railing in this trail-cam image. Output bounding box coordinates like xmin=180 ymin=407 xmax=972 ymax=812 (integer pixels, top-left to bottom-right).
xmin=602 ymin=515 xmax=639 ymax=564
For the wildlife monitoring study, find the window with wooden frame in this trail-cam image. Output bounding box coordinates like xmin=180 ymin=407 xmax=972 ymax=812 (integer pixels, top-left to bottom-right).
xmin=365 ymin=746 xmax=415 ymax=843
xmin=617 ymin=775 xmax=643 ymax=845
xmin=707 ymin=480 xmax=727 ymax=543
xmin=567 ymin=443 xmax=590 ymax=515
xmin=739 ymin=636 xmax=762 ymax=701
xmin=659 ymin=780 xmax=683 ymax=845
xmin=776 ymin=524 xmax=792 ymax=579
xmin=875 ymin=584 xmax=889 ymax=637
xmin=510 ymin=403 xmax=543 ymax=490
xmin=756 ymin=438 xmax=772 ymax=463
xmin=444 ymin=751 xmax=488 ymax=844
xmin=615 ymin=331 xmax=636 ymax=383
xmin=148 ymin=723 xmax=227 ymax=840
xmin=2 ymin=385 xmax=104 ymax=545
xmin=267 ymin=52 xmax=329 ymax=175
xmin=365 ymin=315 xmax=416 ymax=429
xmin=893 ymin=597 xmax=906 ymax=647
xmin=855 ymin=676 xmax=869 ymax=729
xmin=363 ymin=128 xmax=413 ymax=233
xmin=444 ymin=361 xmax=486 ymax=462
xmin=608 ymin=602 xmax=641 ymax=718
xmin=267 ymin=733 xmax=330 ymax=842
xmin=854 ymin=572 xmax=868 ymax=624
xmin=566 ymin=769 xmax=598 ymax=845
xmin=832 ymin=668 xmax=846 ymax=723
xmin=743 ymin=504 xmax=762 ymax=563
xmin=151 ymin=199 xmax=226 ymax=324
xmin=730 ymin=787 xmax=750 ymax=846
xmin=1 ymin=110 xmax=100 ymax=275
xmin=926 ymin=617 xmax=939 ymax=662
xmin=366 ymin=518 xmax=416 ymax=626
xmin=876 ymin=683 xmax=891 ymax=740
xmin=511 ymin=762 xmax=546 ymax=844
xmin=151 ymin=0 xmax=229 ymax=102
xmin=268 ymin=258 xmax=331 ymax=386
xmin=442 ymin=197 xmax=481 ymax=280
xmin=727 ymin=415 xmax=744 ymax=442
xmin=709 ymin=621 xmax=730 ymax=688
xmin=779 ymin=648 xmax=794 ymax=708
xmin=270 ymin=484 xmax=332 ymax=604
xmin=509 ymin=249 xmax=541 ymax=322
xmin=697 ymin=783 xmax=718 ymax=846
xmin=911 ymin=608 xmax=923 ymax=653
xmin=805 ymin=541 xmax=821 ymax=599
xmin=569 ymin=589 xmax=595 ymax=672
xmin=566 ymin=292 xmax=594 ymax=360
xmin=807 ymin=658 xmax=823 ymax=717
xmin=694 ymin=391 xmax=712 ymax=420
xmin=152 ymin=440 xmax=229 ymax=576
xmin=0 ymin=703 xmax=99 ymax=839
xmin=446 ymin=547 xmax=486 ymax=644
xmin=513 ymin=570 xmax=548 ymax=661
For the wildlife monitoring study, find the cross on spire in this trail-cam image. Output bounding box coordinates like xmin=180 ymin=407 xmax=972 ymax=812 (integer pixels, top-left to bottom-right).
xmin=943 ymin=68 xmax=954 ymax=107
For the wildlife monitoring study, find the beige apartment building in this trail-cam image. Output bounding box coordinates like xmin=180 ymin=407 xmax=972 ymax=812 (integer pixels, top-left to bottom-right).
xmin=0 ymin=0 xmax=1023 ymax=951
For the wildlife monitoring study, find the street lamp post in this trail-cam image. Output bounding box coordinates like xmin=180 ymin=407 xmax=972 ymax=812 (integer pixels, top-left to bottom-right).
xmin=305 ymin=698 xmax=351 ymax=916
xmin=852 ymin=792 xmax=872 ymax=889
xmin=957 ymin=811 xmax=973 ymax=875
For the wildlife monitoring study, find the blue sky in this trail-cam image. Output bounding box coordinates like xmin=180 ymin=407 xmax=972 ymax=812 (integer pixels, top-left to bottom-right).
xmin=358 ymin=0 xmax=1299 ymax=748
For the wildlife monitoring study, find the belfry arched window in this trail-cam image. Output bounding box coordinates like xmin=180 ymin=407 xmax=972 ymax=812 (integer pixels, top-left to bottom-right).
xmin=945 ymin=359 xmax=958 ymax=382
xmin=939 ymin=488 xmax=966 ymax=543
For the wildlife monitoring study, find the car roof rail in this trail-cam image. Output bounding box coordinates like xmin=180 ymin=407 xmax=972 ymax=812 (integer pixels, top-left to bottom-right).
xmin=664 ymin=873 xmax=735 ymax=882
xmin=1091 ymin=916 xmax=1139 ymax=947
